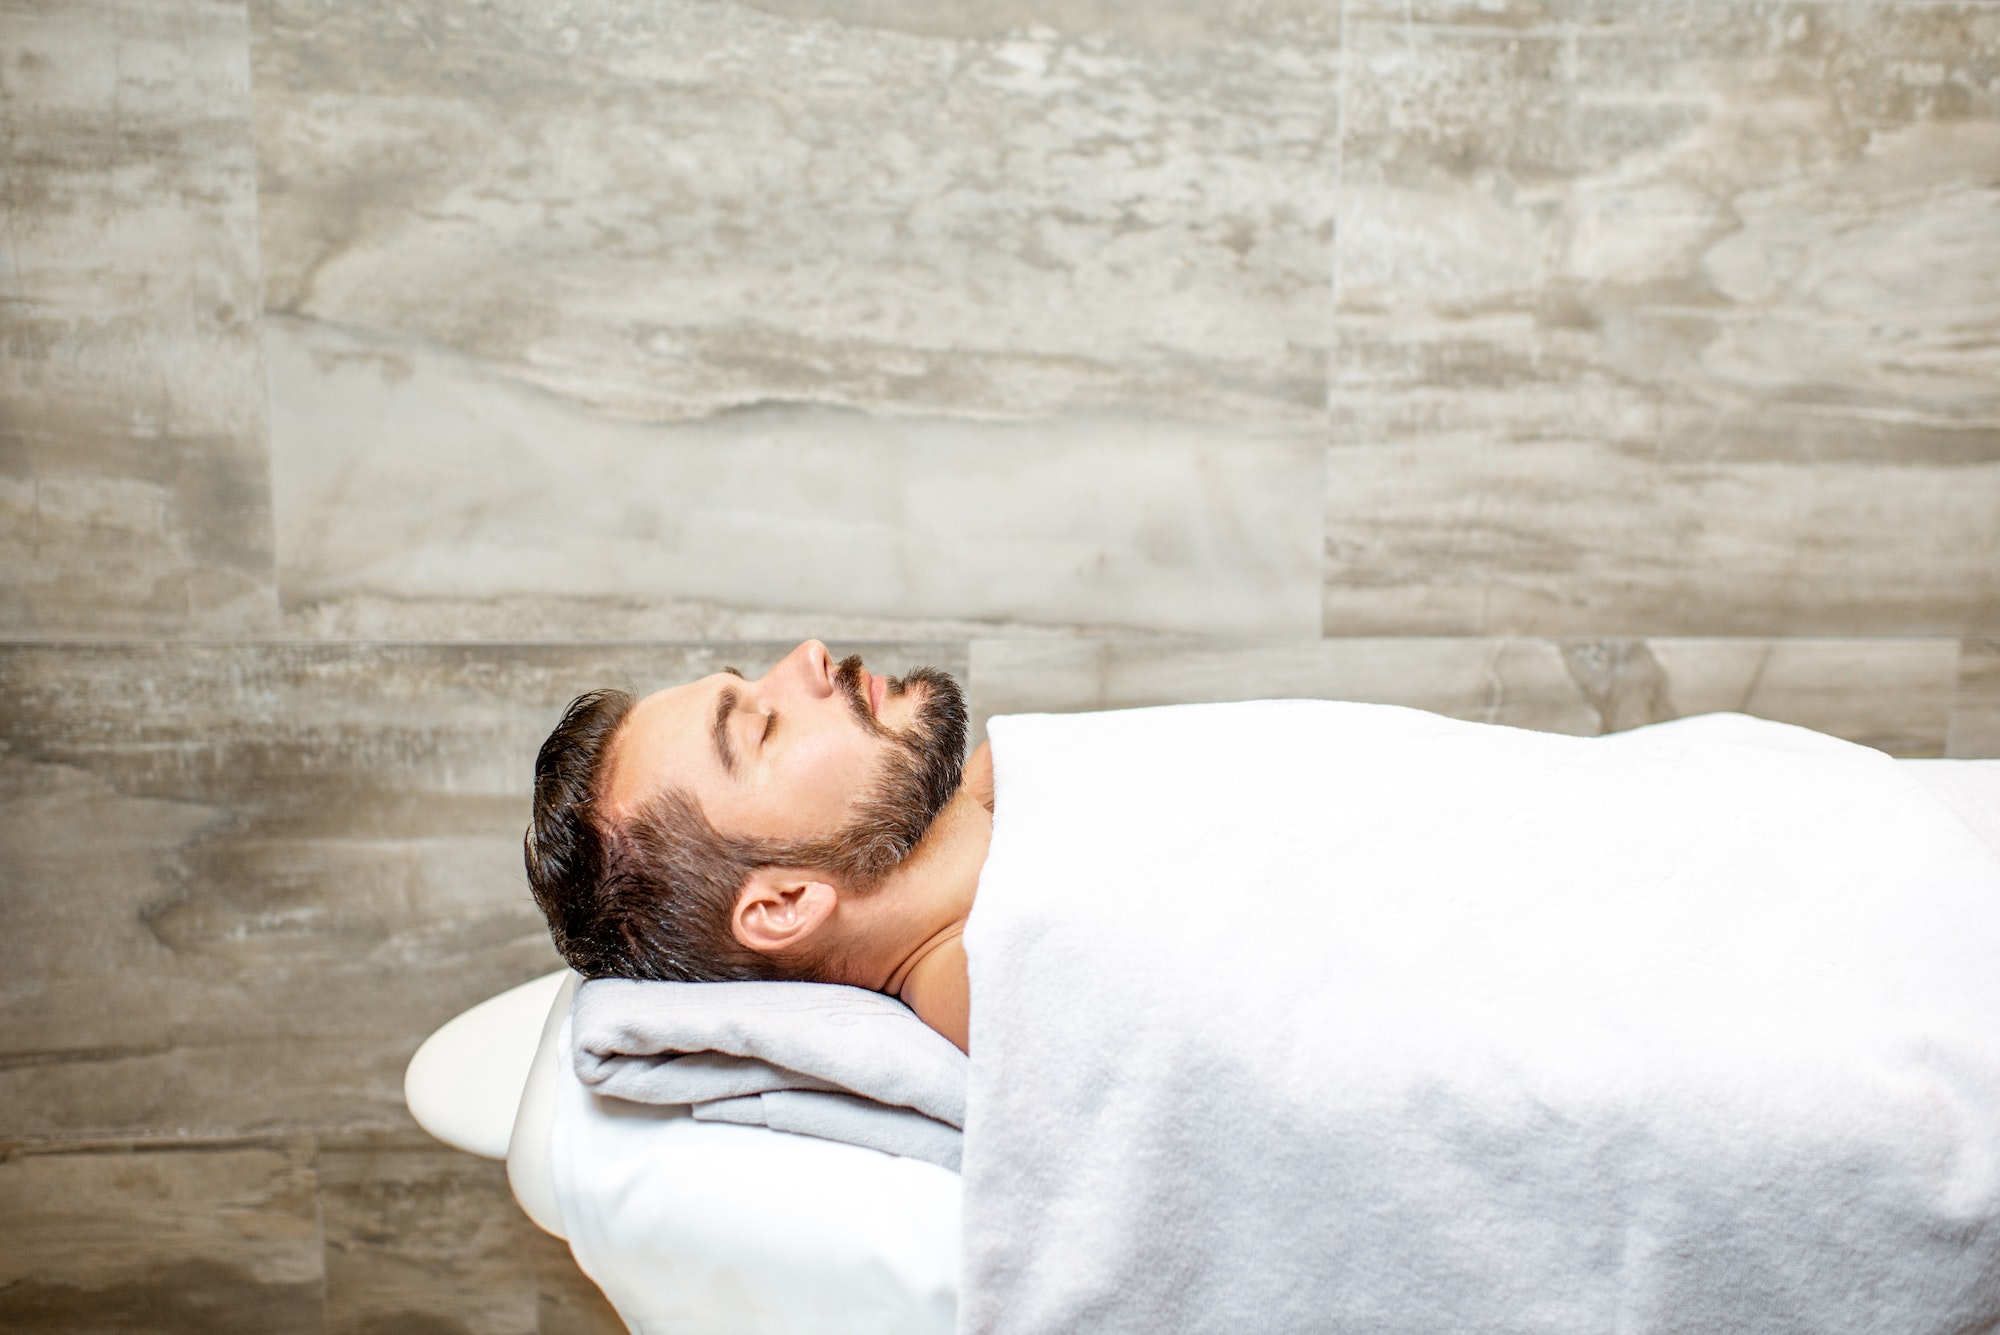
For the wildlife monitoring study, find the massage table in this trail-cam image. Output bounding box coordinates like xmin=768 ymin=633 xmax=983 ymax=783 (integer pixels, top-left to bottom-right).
xmin=407 ymin=968 xmax=961 ymax=1333
xmin=407 ymin=755 xmax=2000 ymax=1333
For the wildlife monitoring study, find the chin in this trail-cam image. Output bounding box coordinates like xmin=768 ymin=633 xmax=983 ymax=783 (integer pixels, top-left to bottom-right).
xmin=883 ymin=696 xmax=926 ymax=734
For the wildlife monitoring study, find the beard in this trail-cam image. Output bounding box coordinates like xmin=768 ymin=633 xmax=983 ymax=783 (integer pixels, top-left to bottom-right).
xmin=760 ymin=656 xmax=968 ymax=887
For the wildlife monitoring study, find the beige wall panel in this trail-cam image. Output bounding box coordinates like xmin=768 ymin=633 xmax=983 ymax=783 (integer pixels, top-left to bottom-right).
xmin=0 ymin=639 xmax=958 ymax=1137
xmin=0 ymin=1139 xmax=323 ymax=1333
xmin=1948 ymin=638 xmax=2000 ymax=758
xmin=1325 ymin=441 xmax=2000 ymax=635
xmin=1327 ymin=1 xmax=2000 ymax=635
xmin=267 ymin=319 xmax=1325 ymax=638
xmin=251 ymin=0 xmax=1339 ymax=425
xmin=969 ymin=635 xmax=1957 ymax=756
xmin=0 ymin=0 xmax=278 ymax=636
xmin=969 ymin=637 xmax=1602 ymax=745
xmin=1643 ymin=637 xmax=1959 ymax=758
xmin=318 ymin=1133 xmax=542 ymax=1335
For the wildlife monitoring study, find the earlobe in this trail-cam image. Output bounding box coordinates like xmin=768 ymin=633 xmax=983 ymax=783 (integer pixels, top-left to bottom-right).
xmin=732 ymin=870 xmax=838 ymax=955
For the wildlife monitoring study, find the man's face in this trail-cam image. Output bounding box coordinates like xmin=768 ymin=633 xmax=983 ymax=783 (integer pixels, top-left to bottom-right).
xmin=603 ymin=640 xmax=965 ymax=877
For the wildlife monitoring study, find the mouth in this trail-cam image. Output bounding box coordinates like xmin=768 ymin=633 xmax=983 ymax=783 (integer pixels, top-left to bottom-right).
xmin=867 ymin=671 xmax=886 ymax=719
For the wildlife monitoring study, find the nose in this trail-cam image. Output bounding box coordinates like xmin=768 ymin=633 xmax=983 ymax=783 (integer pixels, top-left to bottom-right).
xmin=769 ymin=639 xmax=834 ymax=697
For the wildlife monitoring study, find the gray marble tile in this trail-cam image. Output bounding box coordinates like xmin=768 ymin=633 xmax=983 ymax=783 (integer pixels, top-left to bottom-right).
xmin=0 ymin=0 xmax=278 ymax=637
xmin=969 ymin=637 xmax=1603 ymax=745
xmin=0 ymin=1138 xmax=323 ymax=1334
xmin=1325 ymin=440 xmax=2000 ymax=635
xmin=1327 ymin=1 xmax=2000 ymax=636
xmin=1643 ymin=638 xmax=1959 ymax=758
xmin=968 ymin=636 xmax=1958 ymax=756
xmin=1948 ymin=638 xmax=2000 ymax=759
xmin=318 ymin=1131 xmax=539 ymax=1335
xmin=250 ymin=0 xmax=1339 ymax=425
xmin=265 ymin=318 xmax=1325 ymax=639
xmin=0 ymin=639 xmax=959 ymax=1137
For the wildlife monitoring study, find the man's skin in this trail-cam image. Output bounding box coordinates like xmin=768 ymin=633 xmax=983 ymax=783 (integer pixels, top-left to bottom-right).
xmin=601 ymin=639 xmax=991 ymax=1051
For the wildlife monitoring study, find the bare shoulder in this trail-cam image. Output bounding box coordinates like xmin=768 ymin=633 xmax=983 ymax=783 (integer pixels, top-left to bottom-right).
xmin=901 ymin=934 xmax=970 ymax=1054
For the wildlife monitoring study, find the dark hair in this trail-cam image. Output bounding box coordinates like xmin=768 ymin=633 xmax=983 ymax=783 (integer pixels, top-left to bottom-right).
xmin=523 ymin=688 xmax=788 ymax=982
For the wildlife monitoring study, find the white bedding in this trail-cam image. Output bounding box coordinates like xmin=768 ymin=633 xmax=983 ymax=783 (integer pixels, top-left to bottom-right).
xmin=963 ymin=706 xmax=2000 ymax=1333
xmin=542 ymin=733 xmax=2000 ymax=1334
xmin=551 ymin=1010 xmax=962 ymax=1335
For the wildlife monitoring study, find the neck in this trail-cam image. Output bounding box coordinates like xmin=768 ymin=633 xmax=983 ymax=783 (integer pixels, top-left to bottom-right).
xmin=828 ymin=785 xmax=990 ymax=994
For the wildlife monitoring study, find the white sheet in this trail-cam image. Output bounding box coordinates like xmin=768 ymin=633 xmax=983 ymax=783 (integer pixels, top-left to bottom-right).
xmin=551 ymin=1012 xmax=962 ymax=1335
xmin=961 ymin=706 xmax=2000 ymax=1334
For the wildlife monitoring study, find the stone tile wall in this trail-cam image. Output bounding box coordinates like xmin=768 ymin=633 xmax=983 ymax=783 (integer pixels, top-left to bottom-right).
xmin=966 ymin=635 xmax=1964 ymax=755
xmin=1327 ymin=0 xmax=2000 ymax=637
xmin=2 ymin=0 xmax=1995 ymax=1328
xmin=2 ymin=0 xmax=278 ymax=636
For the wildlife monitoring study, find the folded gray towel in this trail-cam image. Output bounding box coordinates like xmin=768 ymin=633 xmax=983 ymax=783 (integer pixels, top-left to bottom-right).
xmin=571 ymin=978 xmax=968 ymax=1171
xmin=693 ymin=1090 xmax=964 ymax=1171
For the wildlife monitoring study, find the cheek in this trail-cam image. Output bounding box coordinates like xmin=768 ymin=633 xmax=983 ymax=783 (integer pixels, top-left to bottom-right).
xmin=794 ymin=731 xmax=879 ymax=802
xmin=746 ymin=730 xmax=880 ymax=838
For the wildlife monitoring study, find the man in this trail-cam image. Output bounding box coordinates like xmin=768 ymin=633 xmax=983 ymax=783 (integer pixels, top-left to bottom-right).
xmin=525 ymin=640 xmax=987 ymax=1050
xmin=529 ymin=641 xmax=2000 ymax=1335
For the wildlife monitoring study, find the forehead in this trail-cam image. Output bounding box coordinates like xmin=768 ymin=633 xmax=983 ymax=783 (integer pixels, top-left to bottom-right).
xmin=602 ymin=677 xmax=721 ymax=819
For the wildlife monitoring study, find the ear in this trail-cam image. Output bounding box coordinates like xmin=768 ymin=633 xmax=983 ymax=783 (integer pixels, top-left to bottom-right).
xmin=731 ymin=868 xmax=839 ymax=957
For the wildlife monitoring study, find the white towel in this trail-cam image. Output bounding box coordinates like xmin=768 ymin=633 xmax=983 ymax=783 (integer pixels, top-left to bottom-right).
xmin=961 ymin=704 xmax=2000 ymax=1335
xmin=572 ymin=978 xmax=967 ymax=1170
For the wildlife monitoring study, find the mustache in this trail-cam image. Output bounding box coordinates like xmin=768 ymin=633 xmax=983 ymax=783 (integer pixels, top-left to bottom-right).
xmin=785 ymin=655 xmax=966 ymax=887
xmin=832 ymin=654 xmax=885 ymax=737
xmin=833 ymin=653 xmax=925 ymax=739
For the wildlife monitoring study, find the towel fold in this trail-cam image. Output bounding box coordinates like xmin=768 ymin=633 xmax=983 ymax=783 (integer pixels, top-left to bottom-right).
xmin=571 ymin=977 xmax=967 ymax=1170
xmin=692 ymin=1090 xmax=965 ymax=1171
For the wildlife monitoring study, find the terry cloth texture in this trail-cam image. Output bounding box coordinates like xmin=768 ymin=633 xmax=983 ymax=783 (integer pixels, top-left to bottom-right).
xmin=571 ymin=979 xmax=967 ymax=1170
xmin=962 ymin=703 xmax=2000 ymax=1335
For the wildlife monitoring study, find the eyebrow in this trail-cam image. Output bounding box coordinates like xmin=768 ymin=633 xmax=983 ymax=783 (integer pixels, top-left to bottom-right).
xmin=712 ymin=685 xmax=739 ymax=776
